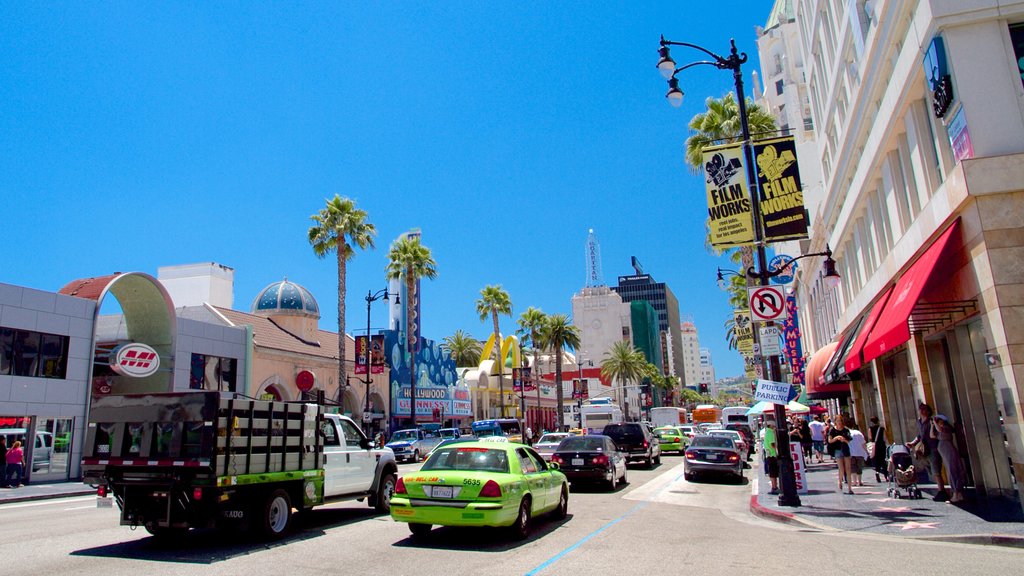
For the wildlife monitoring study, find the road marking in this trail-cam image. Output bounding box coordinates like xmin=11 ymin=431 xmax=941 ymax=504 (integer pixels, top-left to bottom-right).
xmin=0 ymin=496 xmax=94 ymax=510
xmin=523 ymin=501 xmax=648 ymax=576
xmin=63 ymin=504 xmax=98 ymax=511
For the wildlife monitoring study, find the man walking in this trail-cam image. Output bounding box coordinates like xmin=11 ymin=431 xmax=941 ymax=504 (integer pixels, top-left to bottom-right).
xmin=808 ymin=415 xmax=826 ymax=463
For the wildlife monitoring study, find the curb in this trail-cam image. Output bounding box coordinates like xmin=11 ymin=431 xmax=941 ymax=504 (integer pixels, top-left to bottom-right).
xmin=748 ymin=478 xmax=833 ymax=531
xmin=912 ymin=534 xmax=1024 ymax=549
xmin=0 ymin=489 xmax=95 ymax=506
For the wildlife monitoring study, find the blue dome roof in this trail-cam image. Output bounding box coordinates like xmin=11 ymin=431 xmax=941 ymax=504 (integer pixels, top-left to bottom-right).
xmin=251 ymin=279 xmax=320 ymax=317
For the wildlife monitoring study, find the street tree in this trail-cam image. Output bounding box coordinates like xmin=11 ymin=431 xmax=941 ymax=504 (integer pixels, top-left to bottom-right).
xmin=516 ymin=307 xmax=548 ymax=429
xmin=476 ymin=285 xmax=513 ymax=417
xmin=441 ymin=330 xmax=482 ymax=367
xmin=308 ymin=195 xmax=376 ymax=405
xmin=540 ymin=314 xmax=580 ymax=430
xmin=600 ymin=341 xmax=646 ymax=420
xmin=385 ymin=236 xmax=438 ymax=425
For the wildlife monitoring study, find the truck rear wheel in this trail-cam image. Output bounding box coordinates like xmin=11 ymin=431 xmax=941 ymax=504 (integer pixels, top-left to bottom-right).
xmin=258 ymin=489 xmax=293 ymax=539
xmin=373 ymin=473 xmax=397 ymax=513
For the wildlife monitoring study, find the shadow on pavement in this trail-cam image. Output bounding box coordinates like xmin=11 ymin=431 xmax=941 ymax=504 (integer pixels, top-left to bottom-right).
xmin=69 ymin=507 xmax=382 ymax=564
xmin=391 ymin=514 xmax=572 ymax=552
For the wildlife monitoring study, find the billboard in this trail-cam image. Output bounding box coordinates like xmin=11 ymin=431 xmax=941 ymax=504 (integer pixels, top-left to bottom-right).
xmin=703 ymin=143 xmax=755 ymax=248
xmin=753 ymin=137 xmax=809 ymax=242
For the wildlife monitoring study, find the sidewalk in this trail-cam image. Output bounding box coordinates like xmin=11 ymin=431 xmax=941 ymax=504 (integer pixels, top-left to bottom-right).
xmin=751 ymin=455 xmax=1024 ymax=546
xmin=0 ymin=481 xmax=95 ymax=505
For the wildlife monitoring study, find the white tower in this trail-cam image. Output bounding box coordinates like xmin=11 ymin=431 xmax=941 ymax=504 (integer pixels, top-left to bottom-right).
xmin=585 ymin=229 xmax=604 ymax=288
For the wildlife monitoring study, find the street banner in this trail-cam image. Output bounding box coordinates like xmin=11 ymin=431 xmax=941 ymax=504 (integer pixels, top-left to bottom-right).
xmin=734 ymin=309 xmax=754 ymax=355
xmin=744 ymin=356 xmax=759 ymax=379
xmin=782 ymin=295 xmax=805 ymax=386
xmin=754 ymin=379 xmax=792 ymax=404
xmin=753 ymin=137 xmax=809 ymax=242
xmin=703 ymin=143 xmax=755 ymax=248
xmin=354 ymin=335 xmax=386 ymax=375
xmin=572 ymin=378 xmax=589 ymax=400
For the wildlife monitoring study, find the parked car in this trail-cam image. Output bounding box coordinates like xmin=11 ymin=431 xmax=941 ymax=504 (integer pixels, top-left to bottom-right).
xmin=386 ymin=429 xmax=443 ymax=463
xmin=533 ymin=433 xmax=572 ymax=462
xmin=602 ymin=422 xmax=660 ymax=468
xmin=653 ymin=426 xmax=689 ymax=455
xmin=684 ymin=435 xmax=743 ymax=482
xmin=678 ymin=425 xmax=698 ymax=439
xmin=550 ymin=435 xmax=627 ymax=491
xmin=708 ymin=430 xmax=749 ymax=461
xmin=390 ymin=442 xmax=568 ymax=540
xmin=724 ymin=424 xmax=755 ymax=459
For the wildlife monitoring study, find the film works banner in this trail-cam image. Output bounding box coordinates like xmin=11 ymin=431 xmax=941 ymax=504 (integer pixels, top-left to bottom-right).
xmin=753 ymin=137 xmax=809 ymax=242
xmin=703 ymin=143 xmax=755 ymax=248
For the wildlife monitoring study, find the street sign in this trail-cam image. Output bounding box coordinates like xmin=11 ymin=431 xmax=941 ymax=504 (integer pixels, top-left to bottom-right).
xmin=754 ymin=379 xmax=792 ymax=404
xmin=747 ymin=286 xmax=788 ymax=322
xmin=759 ymin=326 xmax=782 ymax=355
xmin=769 ymin=254 xmax=797 ymax=285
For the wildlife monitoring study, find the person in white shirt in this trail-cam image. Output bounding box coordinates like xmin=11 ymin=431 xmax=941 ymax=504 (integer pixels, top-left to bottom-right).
xmin=848 ymin=423 xmax=869 ymax=487
xmin=808 ymin=416 xmax=826 ymax=463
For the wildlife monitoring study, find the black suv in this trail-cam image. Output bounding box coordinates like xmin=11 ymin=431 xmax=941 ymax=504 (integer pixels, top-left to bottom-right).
xmin=602 ymin=423 xmax=661 ymax=468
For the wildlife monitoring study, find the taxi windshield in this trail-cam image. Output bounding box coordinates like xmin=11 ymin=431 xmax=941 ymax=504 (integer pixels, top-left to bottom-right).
xmin=656 ymin=429 xmax=679 ymax=438
xmin=422 ymin=447 xmax=510 ymax=474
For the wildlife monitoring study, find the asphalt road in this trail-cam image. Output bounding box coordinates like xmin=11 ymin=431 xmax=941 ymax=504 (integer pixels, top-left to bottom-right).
xmin=3 ymin=455 xmax=1023 ymax=576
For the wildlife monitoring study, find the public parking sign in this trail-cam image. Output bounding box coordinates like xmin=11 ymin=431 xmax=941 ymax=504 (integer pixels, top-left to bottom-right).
xmin=747 ymin=286 xmax=788 ymax=322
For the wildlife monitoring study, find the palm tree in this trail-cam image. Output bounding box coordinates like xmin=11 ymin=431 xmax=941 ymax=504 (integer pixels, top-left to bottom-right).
xmin=385 ymin=236 xmax=438 ymax=425
xmin=442 ymin=330 xmax=482 ymax=367
xmin=600 ymin=341 xmax=646 ymax=421
xmin=539 ymin=314 xmax=580 ymax=430
xmin=683 ymin=91 xmax=778 ymax=173
xmin=308 ymin=195 xmax=376 ymax=404
xmin=475 ymin=285 xmax=512 ymax=417
xmin=516 ymin=307 xmax=547 ymax=432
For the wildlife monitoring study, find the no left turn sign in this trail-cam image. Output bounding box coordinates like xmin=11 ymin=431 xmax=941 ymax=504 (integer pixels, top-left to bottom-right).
xmin=747 ymin=286 xmax=789 ymax=322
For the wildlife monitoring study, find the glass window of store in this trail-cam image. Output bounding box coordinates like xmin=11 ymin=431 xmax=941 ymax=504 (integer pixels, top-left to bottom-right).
xmin=189 ymin=353 xmax=237 ymax=392
xmin=0 ymin=327 xmax=69 ymax=379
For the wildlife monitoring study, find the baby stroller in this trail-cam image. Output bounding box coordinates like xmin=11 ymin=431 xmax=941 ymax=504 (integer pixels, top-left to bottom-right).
xmin=887 ymin=444 xmax=923 ymax=499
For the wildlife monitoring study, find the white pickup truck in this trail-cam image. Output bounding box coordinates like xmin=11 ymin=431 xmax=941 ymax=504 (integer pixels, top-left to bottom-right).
xmin=84 ymin=392 xmax=399 ymax=540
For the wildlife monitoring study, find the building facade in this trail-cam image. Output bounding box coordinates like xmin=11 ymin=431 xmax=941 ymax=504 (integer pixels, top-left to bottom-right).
xmin=679 ymin=321 xmax=702 ymax=393
xmin=700 ymin=347 xmax=717 ymax=394
xmin=782 ymin=0 xmax=1024 ymax=507
xmin=611 ymin=269 xmax=684 ymax=381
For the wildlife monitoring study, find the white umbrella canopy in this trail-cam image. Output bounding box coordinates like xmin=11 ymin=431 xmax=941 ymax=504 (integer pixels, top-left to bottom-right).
xmin=745 ymin=400 xmax=810 ymax=415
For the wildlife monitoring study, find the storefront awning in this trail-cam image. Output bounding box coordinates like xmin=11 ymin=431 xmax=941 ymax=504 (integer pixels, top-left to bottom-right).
xmin=804 ymin=341 xmax=841 ymax=399
xmin=824 ymin=314 xmax=866 ymax=384
xmin=863 ymin=220 xmax=960 ymax=364
xmin=843 ymin=285 xmax=894 ymax=374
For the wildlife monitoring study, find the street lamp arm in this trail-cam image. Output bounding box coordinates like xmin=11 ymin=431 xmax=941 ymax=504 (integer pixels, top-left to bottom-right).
xmin=744 ymin=246 xmax=834 ymax=280
xmin=660 ymin=36 xmax=748 ymax=70
xmin=660 ymin=35 xmax=727 ymax=63
xmin=672 ymin=60 xmax=720 ymax=75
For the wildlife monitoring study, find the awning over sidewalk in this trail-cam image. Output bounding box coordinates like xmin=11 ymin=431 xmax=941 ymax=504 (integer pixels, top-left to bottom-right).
xmin=863 ymin=220 xmax=961 ymax=364
xmin=843 ymin=285 xmax=894 ymax=374
xmin=823 ymin=313 xmax=866 ymax=384
xmin=804 ymin=341 xmax=842 ymax=399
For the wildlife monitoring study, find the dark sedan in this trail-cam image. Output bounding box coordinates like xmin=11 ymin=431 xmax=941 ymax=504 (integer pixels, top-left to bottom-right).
xmin=684 ymin=435 xmax=743 ymax=482
xmin=550 ymin=435 xmax=627 ymax=491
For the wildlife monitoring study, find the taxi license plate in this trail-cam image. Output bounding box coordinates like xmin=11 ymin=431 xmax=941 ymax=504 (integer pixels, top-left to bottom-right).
xmin=432 ymin=485 xmax=454 ymax=499
xmin=572 ymin=459 xmax=584 ymax=466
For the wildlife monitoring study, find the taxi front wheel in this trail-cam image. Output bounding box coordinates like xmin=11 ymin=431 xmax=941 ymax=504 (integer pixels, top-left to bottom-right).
xmin=409 ymin=523 xmax=432 ymax=538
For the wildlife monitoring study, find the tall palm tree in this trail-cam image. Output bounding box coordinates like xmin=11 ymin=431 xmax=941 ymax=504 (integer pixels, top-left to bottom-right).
xmin=600 ymin=341 xmax=646 ymax=421
xmin=683 ymin=91 xmax=778 ymax=173
xmin=308 ymin=195 xmax=376 ymax=404
xmin=516 ymin=307 xmax=547 ymax=431
xmin=539 ymin=314 xmax=580 ymax=430
xmin=442 ymin=330 xmax=482 ymax=367
xmin=385 ymin=236 xmax=438 ymax=425
xmin=475 ymin=285 xmax=512 ymax=417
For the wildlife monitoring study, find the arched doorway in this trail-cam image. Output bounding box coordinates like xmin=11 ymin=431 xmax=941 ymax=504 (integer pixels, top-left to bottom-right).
xmin=342 ymin=389 xmax=360 ymax=418
xmin=257 ymin=375 xmax=292 ymax=401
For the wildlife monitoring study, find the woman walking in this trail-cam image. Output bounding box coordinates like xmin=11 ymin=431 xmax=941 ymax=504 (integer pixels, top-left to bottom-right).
xmin=868 ymin=416 xmax=887 ymax=482
xmin=933 ymin=415 xmax=966 ymax=503
xmin=5 ymin=440 xmax=25 ymax=487
xmin=828 ymin=415 xmax=854 ymax=494
xmin=848 ymin=422 xmax=868 ymax=487
xmin=799 ymin=419 xmax=813 ymax=460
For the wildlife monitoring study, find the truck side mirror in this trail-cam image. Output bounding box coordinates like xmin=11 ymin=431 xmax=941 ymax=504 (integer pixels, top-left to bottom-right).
xmin=360 ymin=437 xmax=372 ymax=450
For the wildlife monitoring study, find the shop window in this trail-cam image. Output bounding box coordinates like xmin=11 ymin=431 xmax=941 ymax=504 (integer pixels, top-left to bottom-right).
xmin=189 ymin=353 xmax=237 ymax=392
xmin=0 ymin=327 xmax=69 ymax=379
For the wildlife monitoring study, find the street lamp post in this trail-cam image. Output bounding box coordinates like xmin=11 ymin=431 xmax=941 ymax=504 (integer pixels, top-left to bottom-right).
xmin=364 ymin=286 xmax=399 ymax=435
xmin=575 ymin=357 xmax=593 ymax=429
xmin=656 ymin=35 xmax=839 ymax=508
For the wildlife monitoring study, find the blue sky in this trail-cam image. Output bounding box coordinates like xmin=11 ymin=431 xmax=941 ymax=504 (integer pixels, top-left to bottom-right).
xmin=1 ymin=2 xmax=777 ymax=378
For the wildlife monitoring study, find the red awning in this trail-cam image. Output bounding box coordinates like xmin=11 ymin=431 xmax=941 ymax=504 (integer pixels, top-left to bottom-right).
xmin=804 ymin=341 xmax=839 ymax=398
xmin=843 ymin=285 xmax=894 ymax=373
xmin=863 ymin=220 xmax=960 ymax=363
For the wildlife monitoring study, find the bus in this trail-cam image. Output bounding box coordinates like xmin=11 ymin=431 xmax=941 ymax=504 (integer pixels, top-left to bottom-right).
xmin=580 ymin=399 xmax=624 ymax=434
xmin=690 ymin=404 xmax=723 ymax=425
xmin=471 ymin=419 xmax=523 ymax=443
xmin=650 ymin=407 xmax=687 ymax=428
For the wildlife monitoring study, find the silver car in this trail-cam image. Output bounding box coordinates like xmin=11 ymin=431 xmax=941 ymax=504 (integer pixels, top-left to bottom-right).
xmin=683 ymin=435 xmax=743 ymax=482
xmin=533 ymin=433 xmax=572 ymax=461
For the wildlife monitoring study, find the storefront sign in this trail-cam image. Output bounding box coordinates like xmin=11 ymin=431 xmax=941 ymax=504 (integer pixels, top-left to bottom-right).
xmin=947 ymin=106 xmax=973 ymax=163
xmin=394 ymin=385 xmax=472 ymax=417
xmin=110 ymin=343 xmax=160 ymax=378
xmin=923 ymin=37 xmax=954 ymax=118
xmin=782 ymin=295 xmax=805 ymax=386
xmin=703 ymin=143 xmax=755 ymax=248
xmin=295 ymin=370 xmax=315 ymax=392
xmin=734 ymin=310 xmax=754 ymax=355
xmin=753 ymin=137 xmax=809 ymax=242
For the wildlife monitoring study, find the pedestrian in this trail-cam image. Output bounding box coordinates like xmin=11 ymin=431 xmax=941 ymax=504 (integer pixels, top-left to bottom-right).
xmin=763 ymin=421 xmax=780 ymax=495
xmin=848 ymin=421 xmax=868 ymax=487
xmin=799 ymin=419 xmax=813 ymax=460
xmin=828 ymin=415 xmax=854 ymax=494
xmin=868 ymin=416 xmax=887 ymax=482
xmin=5 ymin=440 xmax=25 ymax=487
xmin=0 ymin=436 xmax=7 ymax=488
xmin=907 ymin=403 xmax=947 ymax=501
xmin=932 ymin=415 xmax=966 ymax=503
xmin=808 ymin=415 xmax=826 ymax=463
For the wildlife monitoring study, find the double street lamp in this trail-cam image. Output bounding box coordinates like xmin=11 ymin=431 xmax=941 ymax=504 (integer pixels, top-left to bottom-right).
xmin=717 ymin=246 xmax=841 ymax=291
xmin=656 ymin=35 xmax=844 ymax=508
xmin=363 ymin=286 xmax=399 ymax=435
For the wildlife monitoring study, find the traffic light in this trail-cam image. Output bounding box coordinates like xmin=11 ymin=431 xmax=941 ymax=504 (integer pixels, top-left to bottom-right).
xmin=699 ymin=383 xmax=708 ymax=395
